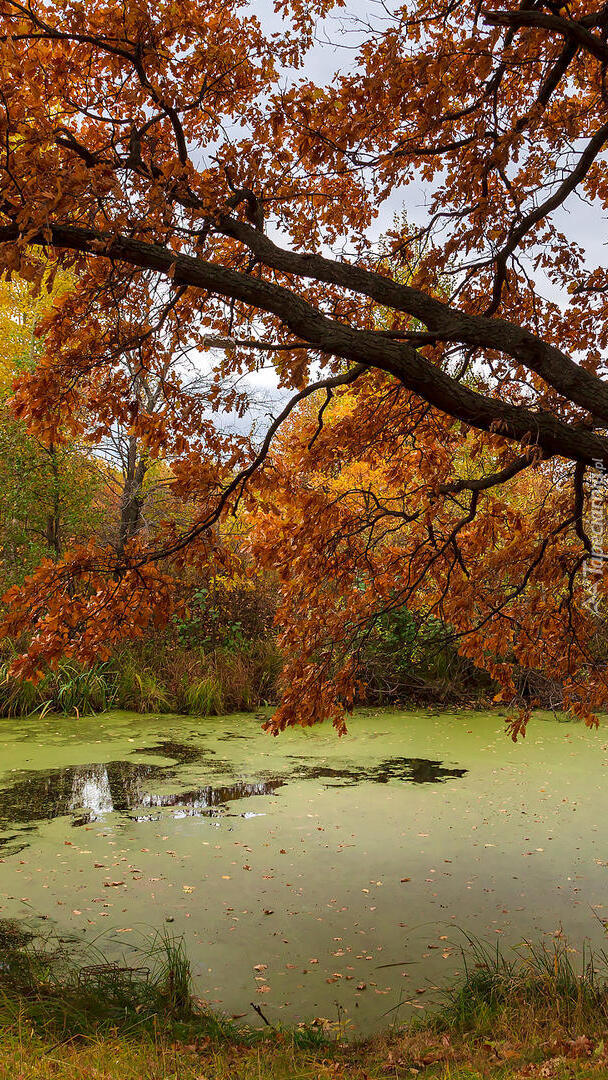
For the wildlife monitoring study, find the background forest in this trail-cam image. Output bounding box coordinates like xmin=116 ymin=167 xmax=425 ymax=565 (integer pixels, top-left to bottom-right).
xmin=0 ymin=269 xmax=497 ymax=719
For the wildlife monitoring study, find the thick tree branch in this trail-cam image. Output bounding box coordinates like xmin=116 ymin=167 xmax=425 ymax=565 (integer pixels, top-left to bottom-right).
xmin=214 ymin=217 xmax=608 ymax=424
xmin=2 ymin=220 xmax=608 ymax=469
xmin=483 ymin=9 xmax=608 ymax=64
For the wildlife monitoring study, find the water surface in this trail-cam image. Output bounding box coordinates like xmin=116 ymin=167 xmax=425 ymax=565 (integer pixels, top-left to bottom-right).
xmin=0 ymin=707 xmax=606 ymax=1032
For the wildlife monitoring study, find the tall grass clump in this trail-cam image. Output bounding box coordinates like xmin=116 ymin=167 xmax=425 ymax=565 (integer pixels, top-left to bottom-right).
xmin=0 ymin=657 xmax=40 ymax=716
xmin=180 ymin=674 xmax=225 ymax=716
xmin=144 ymin=929 xmax=194 ymax=1016
xmin=50 ymin=660 xmax=119 ymax=714
xmin=0 ymin=637 xmax=283 ymax=719
xmin=111 ymin=639 xmax=282 ymax=717
xmin=113 ymin=650 xmax=171 ymax=713
xmin=0 ymin=644 xmax=119 ymax=717
xmin=0 ymin=920 xmax=207 ymax=1039
xmin=434 ymin=934 xmax=608 ymax=1039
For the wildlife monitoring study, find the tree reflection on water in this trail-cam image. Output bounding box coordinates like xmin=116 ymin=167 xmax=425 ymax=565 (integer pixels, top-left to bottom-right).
xmin=0 ymin=759 xmax=285 ymax=828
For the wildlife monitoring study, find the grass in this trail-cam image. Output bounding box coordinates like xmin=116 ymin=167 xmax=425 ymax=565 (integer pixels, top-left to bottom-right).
xmin=3 ymin=924 xmax=608 ymax=1078
xmin=0 ymin=645 xmax=119 ymax=718
xmin=431 ymin=932 xmax=608 ymax=1038
xmin=0 ymin=920 xmax=327 ymax=1048
xmin=0 ymin=639 xmax=283 ymax=718
xmin=0 ymin=923 xmax=197 ymax=1039
xmin=2 ymin=1007 xmax=608 ymax=1080
xmin=180 ymin=673 xmax=225 ymax=716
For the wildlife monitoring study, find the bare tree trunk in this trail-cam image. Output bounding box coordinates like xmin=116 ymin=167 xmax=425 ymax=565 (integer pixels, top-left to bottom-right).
xmin=45 ymin=442 xmax=61 ymax=558
xmin=117 ymin=433 xmax=147 ymax=556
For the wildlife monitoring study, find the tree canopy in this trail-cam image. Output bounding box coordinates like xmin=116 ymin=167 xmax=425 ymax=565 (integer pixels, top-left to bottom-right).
xmin=1 ymin=0 xmax=608 ymax=734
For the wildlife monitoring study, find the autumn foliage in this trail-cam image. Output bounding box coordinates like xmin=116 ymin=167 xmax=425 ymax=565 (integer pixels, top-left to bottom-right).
xmin=0 ymin=0 xmax=608 ymax=734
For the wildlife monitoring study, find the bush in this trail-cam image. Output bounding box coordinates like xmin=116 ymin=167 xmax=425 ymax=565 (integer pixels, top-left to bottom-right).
xmin=357 ymin=608 xmax=492 ymax=705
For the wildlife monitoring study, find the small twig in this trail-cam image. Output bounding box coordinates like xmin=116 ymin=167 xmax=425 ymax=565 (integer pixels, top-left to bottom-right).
xmin=44 ymin=1033 xmax=82 ymax=1056
xmin=375 ymin=960 xmax=416 ymax=969
xmin=250 ymin=1001 xmax=272 ymax=1026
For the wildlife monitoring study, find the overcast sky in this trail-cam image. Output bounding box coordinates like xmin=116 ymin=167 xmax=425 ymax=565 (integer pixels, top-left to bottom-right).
xmin=209 ymin=1 xmax=418 ymax=428
xmin=208 ymin=0 xmax=607 ymax=433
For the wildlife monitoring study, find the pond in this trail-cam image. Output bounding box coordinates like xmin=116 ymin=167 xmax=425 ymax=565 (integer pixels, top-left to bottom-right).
xmin=0 ymin=707 xmax=607 ymax=1033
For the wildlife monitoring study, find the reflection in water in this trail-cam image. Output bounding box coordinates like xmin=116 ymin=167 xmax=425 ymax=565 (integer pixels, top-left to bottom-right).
xmin=287 ymin=756 xmax=467 ymax=785
xmin=0 ymin=761 xmax=284 ymax=828
xmin=0 ymin=745 xmax=467 ymax=839
xmin=1 ymin=761 xmax=159 ymax=826
xmin=71 ymin=767 xmax=113 ymax=816
xmin=133 ymin=740 xmax=226 ymax=766
xmin=130 ymin=779 xmax=285 ymax=821
xmin=0 ymin=831 xmax=31 ymax=857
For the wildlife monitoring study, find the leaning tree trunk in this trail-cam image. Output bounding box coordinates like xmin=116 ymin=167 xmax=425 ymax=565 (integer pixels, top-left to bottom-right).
xmin=117 ymin=434 xmax=147 ymax=557
xmin=45 ymin=442 xmax=61 ymax=559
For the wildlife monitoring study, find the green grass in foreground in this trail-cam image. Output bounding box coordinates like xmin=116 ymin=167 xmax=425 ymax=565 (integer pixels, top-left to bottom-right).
xmin=3 ymin=925 xmax=608 ymax=1078
xmin=3 ymin=1021 xmax=608 ymax=1080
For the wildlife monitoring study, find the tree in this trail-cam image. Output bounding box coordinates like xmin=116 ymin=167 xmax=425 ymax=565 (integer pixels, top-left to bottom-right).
xmin=248 ymin=370 xmax=562 ymax=731
xmin=1 ymin=0 xmax=608 ymax=733
xmin=0 ymin=270 xmax=109 ymax=588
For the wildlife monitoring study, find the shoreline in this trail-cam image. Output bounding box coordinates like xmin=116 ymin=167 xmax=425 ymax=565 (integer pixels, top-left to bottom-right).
xmin=3 ymin=924 xmax=608 ymax=1078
